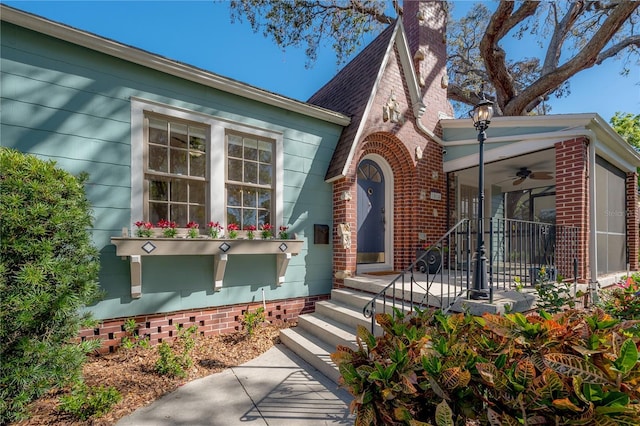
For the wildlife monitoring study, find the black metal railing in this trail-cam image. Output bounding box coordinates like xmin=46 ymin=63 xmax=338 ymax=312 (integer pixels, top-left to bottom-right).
xmin=488 ymin=218 xmax=580 ymax=290
xmin=363 ymin=218 xmax=581 ymax=333
xmin=362 ymin=219 xmax=472 ymax=333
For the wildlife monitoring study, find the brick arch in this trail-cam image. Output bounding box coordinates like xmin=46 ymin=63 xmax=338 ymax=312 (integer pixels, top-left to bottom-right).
xmin=357 ymin=132 xmax=416 ymax=270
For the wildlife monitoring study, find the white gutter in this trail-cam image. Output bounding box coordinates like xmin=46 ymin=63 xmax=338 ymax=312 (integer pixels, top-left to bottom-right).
xmin=1 ymin=5 xmax=351 ymax=127
xmin=416 ymin=119 xmax=445 ymax=145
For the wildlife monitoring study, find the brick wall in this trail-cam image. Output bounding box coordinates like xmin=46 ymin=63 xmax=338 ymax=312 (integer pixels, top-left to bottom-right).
xmin=80 ymin=295 xmax=328 ymax=354
xmin=627 ymin=171 xmax=639 ymax=270
xmin=554 ymin=138 xmax=590 ymax=282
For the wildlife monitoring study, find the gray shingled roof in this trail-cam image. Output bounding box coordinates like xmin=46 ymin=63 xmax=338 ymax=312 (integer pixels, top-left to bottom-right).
xmin=308 ymin=21 xmax=398 ymax=181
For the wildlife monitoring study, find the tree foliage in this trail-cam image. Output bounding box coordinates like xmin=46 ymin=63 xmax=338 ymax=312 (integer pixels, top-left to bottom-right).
xmin=228 ymin=1 xmax=639 ymax=116
xmin=0 ymin=148 xmax=101 ymax=423
xmin=610 ymin=111 xmax=640 ymax=186
xmin=229 ymin=0 xmax=394 ymax=65
xmin=610 ymin=111 xmax=640 ymax=150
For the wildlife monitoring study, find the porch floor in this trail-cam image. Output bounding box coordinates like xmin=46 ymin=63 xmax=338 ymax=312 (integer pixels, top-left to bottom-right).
xmin=348 ymin=271 xmax=538 ymax=315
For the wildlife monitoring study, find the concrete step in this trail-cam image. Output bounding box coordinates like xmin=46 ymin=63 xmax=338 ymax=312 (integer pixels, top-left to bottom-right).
xmin=331 ymin=285 xmax=449 ymax=320
xmin=279 ymin=326 xmax=340 ymax=384
xmin=315 ymin=299 xmax=382 ymax=335
xmin=343 ymin=274 xmax=465 ymax=310
xmin=330 ymin=287 xmax=373 ymax=311
xmin=298 ymin=312 xmax=359 ymax=351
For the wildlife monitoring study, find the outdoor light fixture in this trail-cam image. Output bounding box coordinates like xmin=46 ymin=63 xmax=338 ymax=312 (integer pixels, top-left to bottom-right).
xmin=469 ymin=94 xmax=494 ymax=299
xmin=471 ymin=97 xmax=494 ymax=131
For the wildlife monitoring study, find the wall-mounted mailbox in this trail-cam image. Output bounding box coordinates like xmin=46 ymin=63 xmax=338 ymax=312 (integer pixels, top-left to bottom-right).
xmin=314 ymin=224 xmax=329 ymax=244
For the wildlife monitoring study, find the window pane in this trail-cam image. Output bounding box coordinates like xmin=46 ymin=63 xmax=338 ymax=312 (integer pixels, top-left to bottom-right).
xmin=243 ymin=187 xmax=257 ymax=207
xmin=149 ymin=118 xmax=168 ymax=145
xmin=171 ymin=204 xmax=188 ymax=226
xmin=170 ymin=179 xmax=188 ymax=202
xmin=190 ymin=181 xmax=206 ymax=204
xmin=258 ymin=140 xmax=272 ymax=163
xmin=227 ymin=208 xmax=241 ymax=226
xmin=227 ymin=184 xmax=242 ymax=207
xmin=149 ymin=146 xmax=167 ymax=172
xmin=244 ymin=138 xmax=258 ymax=161
xmin=145 ymin=114 xmax=209 ymax=227
xmin=259 ymin=164 xmax=272 ymax=185
xmin=191 ymin=206 xmax=205 ymax=228
xmin=258 ymin=210 xmax=270 ymax=226
xmin=150 ymin=180 xmax=168 ymax=201
xmin=189 ymin=127 xmax=206 ymax=152
xmin=244 ymin=162 xmax=257 ymax=184
xmin=191 ymin=152 xmax=206 ymax=178
xmin=228 ymin=135 xmax=243 ymax=158
xmin=258 ymin=189 xmax=271 ymax=210
xmin=149 ymin=203 xmax=167 ymax=224
xmin=170 ymin=123 xmax=188 ymax=148
xmin=243 ymin=209 xmax=256 ymax=228
xmin=228 ymin=158 xmax=243 ymax=182
xmin=170 ymin=149 xmax=188 ymax=175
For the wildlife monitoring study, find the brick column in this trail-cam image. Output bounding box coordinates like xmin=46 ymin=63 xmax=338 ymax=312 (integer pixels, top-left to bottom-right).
xmin=627 ymin=172 xmax=639 ymax=271
xmin=555 ymin=138 xmax=590 ymax=282
xmin=332 ymin=177 xmax=358 ymax=288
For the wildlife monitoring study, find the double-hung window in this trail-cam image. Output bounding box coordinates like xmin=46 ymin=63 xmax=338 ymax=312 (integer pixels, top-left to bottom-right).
xmin=226 ymin=133 xmax=273 ymax=228
xmin=145 ymin=115 xmax=208 ymax=226
xmin=130 ymin=98 xmax=283 ymax=232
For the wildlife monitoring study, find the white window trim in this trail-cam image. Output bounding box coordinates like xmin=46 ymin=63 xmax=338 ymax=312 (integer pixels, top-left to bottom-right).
xmin=130 ymin=97 xmax=283 ymax=231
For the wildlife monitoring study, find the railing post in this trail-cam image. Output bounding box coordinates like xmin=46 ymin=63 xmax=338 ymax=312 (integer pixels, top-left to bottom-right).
xmin=489 ymin=218 xmax=494 ymax=303
xmin=466 ymin=221 xmax=471 ymax=298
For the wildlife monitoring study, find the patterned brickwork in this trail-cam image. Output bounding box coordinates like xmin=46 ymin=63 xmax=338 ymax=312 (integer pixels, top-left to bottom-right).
xmin=79 ymin=295 xmax=328 ymax=354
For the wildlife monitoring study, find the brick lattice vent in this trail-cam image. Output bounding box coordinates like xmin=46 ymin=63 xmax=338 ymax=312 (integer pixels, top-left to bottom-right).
xmin=79 ymin=295 xmax=328 ymax=354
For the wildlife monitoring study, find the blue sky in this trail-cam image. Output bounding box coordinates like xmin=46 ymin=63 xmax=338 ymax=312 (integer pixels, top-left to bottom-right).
xmin=4 ymin=1 xmax=638 ymax=122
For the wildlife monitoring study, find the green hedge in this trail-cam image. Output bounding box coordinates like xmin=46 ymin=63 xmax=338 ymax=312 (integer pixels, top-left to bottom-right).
xmin=0 ymin=148 xmax=101 ymax=423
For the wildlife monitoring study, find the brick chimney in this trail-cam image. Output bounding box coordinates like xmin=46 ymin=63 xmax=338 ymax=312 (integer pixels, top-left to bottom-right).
xmin=402 ymin=0 xmax=453 ymax=124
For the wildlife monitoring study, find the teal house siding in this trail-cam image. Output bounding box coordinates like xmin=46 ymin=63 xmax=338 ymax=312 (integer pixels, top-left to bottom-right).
xmin=1 ymin=19 xmax=344 ymax=320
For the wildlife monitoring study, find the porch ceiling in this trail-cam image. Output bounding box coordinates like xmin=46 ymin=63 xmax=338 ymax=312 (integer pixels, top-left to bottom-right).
xmin=454 ymin=149 xmax=556 ymax=192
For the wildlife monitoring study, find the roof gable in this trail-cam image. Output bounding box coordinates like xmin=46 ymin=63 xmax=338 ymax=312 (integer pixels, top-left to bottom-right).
xmin=309 ymin=21 xmax=398 ymax=181
xmin=309 ymin=19 xmax=427 ymax=182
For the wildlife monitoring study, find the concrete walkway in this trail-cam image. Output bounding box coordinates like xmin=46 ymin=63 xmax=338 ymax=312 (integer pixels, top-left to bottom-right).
xmin=116 ymin=344 xmax=355 ymax=425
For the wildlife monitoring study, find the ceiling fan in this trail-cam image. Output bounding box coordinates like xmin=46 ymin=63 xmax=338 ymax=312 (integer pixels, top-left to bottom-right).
xmin=512 ymin=167 xmax=553 ymax=186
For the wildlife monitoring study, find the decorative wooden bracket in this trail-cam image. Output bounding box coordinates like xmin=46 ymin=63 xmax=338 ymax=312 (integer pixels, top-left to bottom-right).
xmin=111 ymin=236 xmax=303 ymax=298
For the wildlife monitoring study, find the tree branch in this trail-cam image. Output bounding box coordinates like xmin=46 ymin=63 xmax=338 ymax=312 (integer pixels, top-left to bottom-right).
xmin=447 ymin=85 xmax=477 ymax=107
xmin=596 ymin=34 xmax=640 ymax=64
xmin=480 ymin=1 xmax=539 ymax=109
xmin=313 ymin=1 xmax=394 ymax=25
xmin=542 ymin=2 xmax=587 ymax=75
xmin=504 ymin=1 xmax=639 ymax=115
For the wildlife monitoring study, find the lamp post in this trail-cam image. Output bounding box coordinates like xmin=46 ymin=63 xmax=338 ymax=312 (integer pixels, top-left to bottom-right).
xmin=469 ymin=96 xmax=494 ymax=299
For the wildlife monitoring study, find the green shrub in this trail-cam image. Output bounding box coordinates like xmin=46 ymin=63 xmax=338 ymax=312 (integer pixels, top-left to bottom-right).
xmin=598 ymin=273 xmax=640 ymax=320
xmin=58 ymin=382 xmax=122 ymax=420
xmin=0 ymin=148 xmax=101 ymax=423
xmin=533 ymin=267 xmax=576 ymax=314
xmin=332 ymin=308 xmax=640 ymax=425
xmin=242 ymin=307 xmax=265 ymax=336
xmin=155 ymin=324 xmax=198 ymax=378
xmin=121 ymin=318 xmax=150 ymax=351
